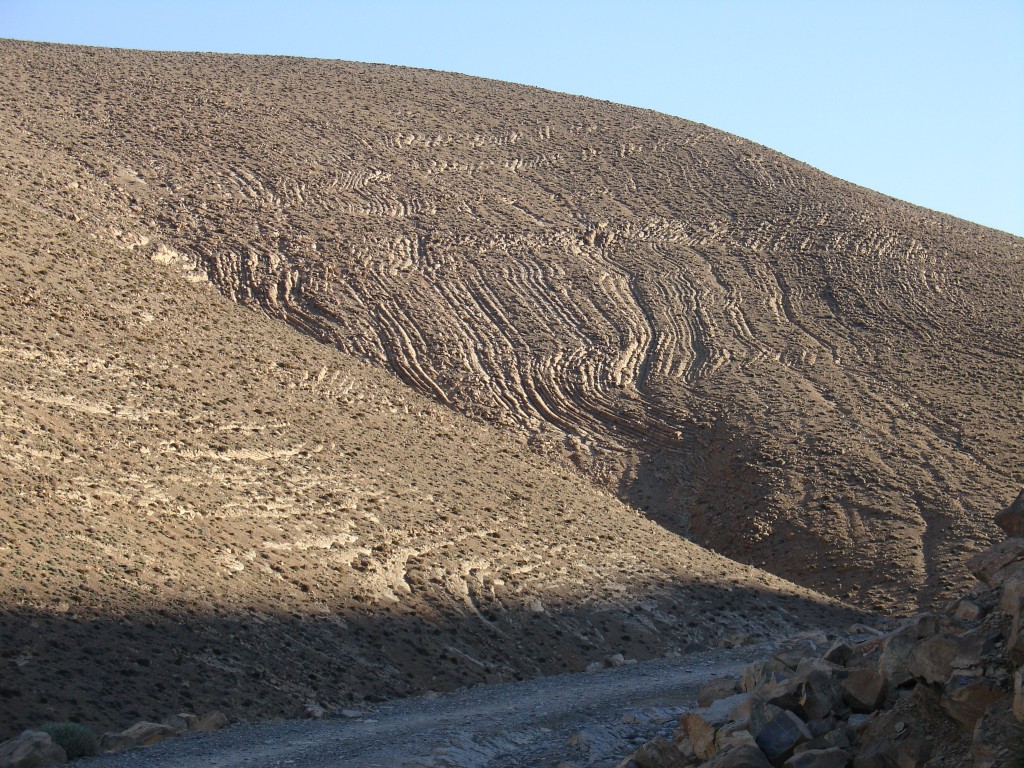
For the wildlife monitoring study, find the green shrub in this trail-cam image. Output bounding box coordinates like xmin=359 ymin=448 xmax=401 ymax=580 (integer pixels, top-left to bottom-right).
xmin=38 ymin=721 xmax=100 ymax=759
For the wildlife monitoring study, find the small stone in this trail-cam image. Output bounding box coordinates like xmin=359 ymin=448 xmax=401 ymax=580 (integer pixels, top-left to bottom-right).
xmin=604 ymin=653 xmax=626 ymax=668
xmin=565 ymin=730 xmax=596 ymax=750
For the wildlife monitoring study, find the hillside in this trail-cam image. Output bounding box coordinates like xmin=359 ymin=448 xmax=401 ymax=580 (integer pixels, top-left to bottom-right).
xmin=0 ymin=42 xmax=868 ymax=737
xmin=2 ymin=41 xmax=1018 ymax=614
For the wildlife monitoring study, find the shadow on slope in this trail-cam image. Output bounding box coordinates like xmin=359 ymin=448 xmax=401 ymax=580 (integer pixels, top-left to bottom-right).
xmin=0 ymin=581 xmax=868 ymax=739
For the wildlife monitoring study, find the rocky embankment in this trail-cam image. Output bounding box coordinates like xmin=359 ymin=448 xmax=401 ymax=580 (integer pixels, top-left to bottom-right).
xmin=618 ymin=490 xmax=1024 ymax=768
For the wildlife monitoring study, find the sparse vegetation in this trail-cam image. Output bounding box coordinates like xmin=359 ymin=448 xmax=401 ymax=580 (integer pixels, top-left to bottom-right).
xmin=38 ymin=721 xmax=100 ymax=759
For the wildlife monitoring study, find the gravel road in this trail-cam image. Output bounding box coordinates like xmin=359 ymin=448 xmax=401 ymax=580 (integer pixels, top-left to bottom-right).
xmin=79 ymin=645 xmax=772 ymax=768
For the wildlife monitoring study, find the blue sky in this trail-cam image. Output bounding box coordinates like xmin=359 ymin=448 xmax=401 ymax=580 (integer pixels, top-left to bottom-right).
xmin=3 ymin=1 xmax=1022 ymax=236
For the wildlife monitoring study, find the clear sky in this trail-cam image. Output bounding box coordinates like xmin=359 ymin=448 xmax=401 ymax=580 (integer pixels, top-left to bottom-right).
xmin=3 ymin=0 xmax=1022 ymax=236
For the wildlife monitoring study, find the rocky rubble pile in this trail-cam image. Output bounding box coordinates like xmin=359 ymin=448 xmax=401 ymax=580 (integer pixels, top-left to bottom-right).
xmin=0 ymin=711 xmax=228 ymax=767
xmin=619 ymin=491 xmax=1024 ymax=768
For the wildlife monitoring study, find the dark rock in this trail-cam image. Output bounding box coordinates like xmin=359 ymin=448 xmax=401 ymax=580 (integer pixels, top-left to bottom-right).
xmin=972 ymin=697 xmax=1016 ymax=767
xmin=876 ymin=627 xmax=915 ymax=688
xmin=951 ymin=598 xmax=986 ymax=622
xmin=755 ymin=710 xmax=811 ymax=764
xmin=627 ymin=736 xmax=691 ymax=768
xmin=774 ymin=644 xmax=818 ymax=671
xmin=674 ymin=693 xmax=748 ymax=760
xmin=741 ymin=659 xmax=792 ymax=694
xmin=822 ymin=641 xmax=853 ymax=667
xmin=842 ymin=668 xmax=887 ymax=712
xmin=798 ymin=671 xmax=842 ymax=722
xmin=729 ymin=695 xmax=785 ymax=740
xmin=940 ymin=675 xmax=1006 ymax=732
xmin=193 ymin=711 xmax=229 ymax=732
xmin=906 ymin=635 xmax=961 ymax=685
xmin=783 ymin=747 xmax=850 ymax=768
xmin=995 ymin=489 xmax=1024 ymax=538
xmin=699 ymin=676 xmax=741 ymax=707
xmin=704 ymin=745 xmax=774 ymax=768
xmin=967 ymin=539 xmax=1024 ymax=587
xmin=999 ymin=567 xmax=1024 ymax=615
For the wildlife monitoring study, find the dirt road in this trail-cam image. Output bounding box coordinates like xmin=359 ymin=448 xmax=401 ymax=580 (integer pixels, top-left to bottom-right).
xmin=79 ymin=645 xmax=770 ymax=768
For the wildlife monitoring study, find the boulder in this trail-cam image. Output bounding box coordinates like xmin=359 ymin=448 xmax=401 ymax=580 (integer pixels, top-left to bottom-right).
xmin=842 ymin=668 xmax=887 ymax=712
xmin=940 ymin=675 xmax=1006 ymax=732
xmin=994 ymin=489 xmax=1024 ymax=538
xmin=677 ymin=712 xmax=719 ymax=761
xmin=783 ymin=747 xmax=850 ymax=768
xmin=625 ymin=736 xmax=691 ymax=768
xmin=108 ymin=722 xmax=177 ymax=749
xmin=163 ymin=713 xmax=198 ymax=735
xmin=754 ymin=710 xmax=811 ymax=765
xmin=797 ymin=727 xmax=850 ymax=754
xmin=717 ymin=727 xmax=759 ymax=751
xmin=906 ymin=635 xmax=961 ymax=685
xmin=1008 ymin=613 xmax=1024 ymax=664
xmin=774 ymin=644 xmax=818 ymax=671
xmin=967 ymin=539 xmax=1024 ymax=587
xmin=1000 ymin=567 xmax=1024 ymax=616
xmin=876 ymin=627 xmax=916 ymax=687
xmin=852 ymin=737 xmax=929 ymax=768
xmin=972 ymin=697 xmax=1016 ymax=767
xmin=699 ymin=676 xmax=741 ymax=707
xmin=821 ymin=641 xmax=853 ymax=667
xmin=741 ymin=659 xmax=792 ymax=693
xmin=951 ymin=598 xmax=985 ymax=622
xmin=798 ymin=670 xmax=842 ymax=721
xmin=0 ymin=731 xmax=67 ymax=768
xmin=729 ymin=695 xmax=785 ymax=740
xmin=704 ymin=745 xmax=773 ymax=768
xmin=674 ymin=693 xmax=748 ymax=760
xmin=193 ymin=711 xmax=229 ymax=732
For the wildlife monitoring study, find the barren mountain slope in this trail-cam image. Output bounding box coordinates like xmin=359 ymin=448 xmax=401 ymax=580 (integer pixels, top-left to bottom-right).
xmin=0 ymin=156 xmax=862 ymax=738
xmin=2 ymin=40 xmax=1023 ymax=615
